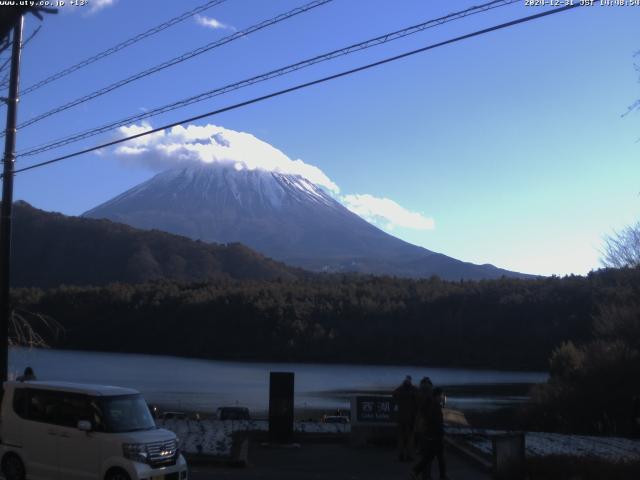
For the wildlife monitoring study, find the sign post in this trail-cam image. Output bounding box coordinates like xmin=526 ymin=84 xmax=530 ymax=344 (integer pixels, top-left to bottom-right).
xmin=351 ymin=395 xmax=397 ymax=424
xmin=350 ymin=395 xmax=397 ymax=446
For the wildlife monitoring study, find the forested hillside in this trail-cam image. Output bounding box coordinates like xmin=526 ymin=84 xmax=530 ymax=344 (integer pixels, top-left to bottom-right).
xmin=15 ymin=268 xmax=638 ymax=370
xmin=11 ymin=201 xmax=302 ymax=286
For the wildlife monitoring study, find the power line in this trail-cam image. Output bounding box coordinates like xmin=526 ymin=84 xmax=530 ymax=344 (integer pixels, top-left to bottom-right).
xmin=10 ymin=0 xmax=334 ymax=135
xmin=18 ymin=0 xmax=228 ymax=96
xmin=0 ymin=39 xmax=10 ymax=57
xmin=18 ymin=0 xmax=519 ymax=158
xmin=0 ymin=26 xmax=41 ymax=84
xmin=0 ymin=25 xmax=41 ymax=88
xmin=10 ymin=3 xmax=581 ymax=177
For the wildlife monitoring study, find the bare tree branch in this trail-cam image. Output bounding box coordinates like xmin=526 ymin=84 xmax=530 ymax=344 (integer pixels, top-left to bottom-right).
xmin=622 ymin=53 xmax=640 ymax=118
xmin=602 ymin=221 xmax=640 ymax=269
xmin=9 ymin=308 xmax=63 ymax=348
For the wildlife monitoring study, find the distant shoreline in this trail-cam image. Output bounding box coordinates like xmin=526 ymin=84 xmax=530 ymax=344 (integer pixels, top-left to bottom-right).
xmin=11 ymin=346 xmax=550 ymax=375
xmin=10 ymin=346 xmax=547 ymax=375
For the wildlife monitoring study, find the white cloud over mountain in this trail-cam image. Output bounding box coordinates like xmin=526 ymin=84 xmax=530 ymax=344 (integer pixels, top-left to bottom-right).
xmin=115 ymin=123 xmax=339 ymax=193
xmin=114 ymin=122 xmax=434 ymax=231
xmin=342 ymin=194 xmax=435 ymax=231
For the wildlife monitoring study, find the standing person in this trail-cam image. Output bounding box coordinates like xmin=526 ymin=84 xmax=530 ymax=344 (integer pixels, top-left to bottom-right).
xmin=415 ymin=377 xmax=433 ymax=422
xmin=412 ymin=378 xmax=434 ymax=479
xmin=393 ymin=375 xmax=418 ymax=461
xmin=427 ymin=388 xmax=449 ymax=479
xmin=16 ymin=366 xmax=36 ymax=382
xmin=412 ymin=387 xmax=448 ymax=480
xmin=414 ymin=378 xmax=433 ymax=451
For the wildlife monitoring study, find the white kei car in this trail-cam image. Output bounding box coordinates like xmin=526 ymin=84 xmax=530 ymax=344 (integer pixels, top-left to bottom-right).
xmin=0 ymin=381 xmax=188 ymax=480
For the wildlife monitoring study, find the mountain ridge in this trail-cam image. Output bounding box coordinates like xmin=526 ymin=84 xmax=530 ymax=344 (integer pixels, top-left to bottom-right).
xmin=10 ymin=201 xmax=303 ymax=287
xmin=83 ymin=162 xmax=534 ymax=280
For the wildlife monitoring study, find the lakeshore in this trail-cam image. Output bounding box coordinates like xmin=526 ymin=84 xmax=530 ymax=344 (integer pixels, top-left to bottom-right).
xmin=9 ymin=347 xmax=546 ymax=416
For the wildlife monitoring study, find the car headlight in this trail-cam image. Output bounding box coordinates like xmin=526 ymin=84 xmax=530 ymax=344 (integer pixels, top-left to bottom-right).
xmin=122 ymin=443 xmax=148 ymax=463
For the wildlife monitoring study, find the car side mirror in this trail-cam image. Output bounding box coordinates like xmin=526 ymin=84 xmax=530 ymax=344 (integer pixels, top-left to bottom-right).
xmin=77 ymin=420 xmax=92 ymax=432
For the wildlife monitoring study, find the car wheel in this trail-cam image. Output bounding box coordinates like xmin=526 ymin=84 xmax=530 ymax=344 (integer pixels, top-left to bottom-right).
xmin=3 ymin=454 xmax=25 ymax=480
xmin=105 ymin=468 xmax=131 ymax=480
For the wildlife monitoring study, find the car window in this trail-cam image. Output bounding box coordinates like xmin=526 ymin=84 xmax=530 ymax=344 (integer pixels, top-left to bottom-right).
xmin=12 ymin=388 xmax=27 ymax=418
xmin=87 ymin=398 xmax=107 ymax=432
xmin=95 ymin=394 xmax=156 ymax=433
xmin=26 ymin=389 xmax=59 ymax=424
xmin=56 ymin=393 xmax=90 ymax=428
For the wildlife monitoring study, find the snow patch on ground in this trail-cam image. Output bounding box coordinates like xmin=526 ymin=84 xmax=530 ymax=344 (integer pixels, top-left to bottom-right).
xmin=158 ymin=419 xmax=350 ymax=457
xmin=158 ymin=420 xmax=640 ymax=462
xmin=447 ymin=427 xmax=640 ymax=463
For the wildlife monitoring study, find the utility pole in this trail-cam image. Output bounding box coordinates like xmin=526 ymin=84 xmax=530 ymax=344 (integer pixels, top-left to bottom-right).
xmin=0 ymin=16 xmax=24 ymax=384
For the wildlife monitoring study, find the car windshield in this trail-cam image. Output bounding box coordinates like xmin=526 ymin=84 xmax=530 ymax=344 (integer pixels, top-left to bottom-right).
xmin=91 ymin=394 xmax=156 ymax=433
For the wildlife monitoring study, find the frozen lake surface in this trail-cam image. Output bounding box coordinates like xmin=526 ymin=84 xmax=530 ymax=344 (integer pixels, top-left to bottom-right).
xmin=10 ymin=348 xmax=546 ymax=414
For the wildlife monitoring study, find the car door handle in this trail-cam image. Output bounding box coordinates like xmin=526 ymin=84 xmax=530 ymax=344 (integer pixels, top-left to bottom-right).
xmin=59 ymin=432 xmax=71 ymax=438
xmin=47 ymin=429 xmax=58 ymax=436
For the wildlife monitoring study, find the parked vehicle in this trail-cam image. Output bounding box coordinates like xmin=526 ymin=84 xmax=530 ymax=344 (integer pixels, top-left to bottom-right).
xmin=216 ymin=407 xmax=250 ymax=421
xmin=0 ymin=380 xmax=188 ymax=480
xmin=160 ymin=411 xmax=187 ymax=421
xmin=322 ymin=415 xmax=349 ymax=424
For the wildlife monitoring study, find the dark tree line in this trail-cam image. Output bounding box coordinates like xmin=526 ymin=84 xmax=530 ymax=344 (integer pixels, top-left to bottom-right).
xmin=524 ymin=238 xmax=640 ymax=435
xmin=14 ymin=268 xmax=639 ymax=372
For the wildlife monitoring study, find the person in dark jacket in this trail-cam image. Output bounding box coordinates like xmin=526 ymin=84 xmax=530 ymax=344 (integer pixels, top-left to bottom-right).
xmin=414 ymin=377 xmax=433 ymax=438
xmin=393 ymin=375 xmax=418 ymax=461
xmin=412 ymin=387 xmax=448 ymax=480
xmin=412 ymin=377 xmax=433 ymax=477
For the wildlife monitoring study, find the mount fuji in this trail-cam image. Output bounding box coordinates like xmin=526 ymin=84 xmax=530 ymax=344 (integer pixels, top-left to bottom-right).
xmin=83 ymin=162 xmax=530 ymax=280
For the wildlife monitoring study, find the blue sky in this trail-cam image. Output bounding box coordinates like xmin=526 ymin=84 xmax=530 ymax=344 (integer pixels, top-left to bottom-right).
xmin=8 ymin=0 xmax=640 ymax=276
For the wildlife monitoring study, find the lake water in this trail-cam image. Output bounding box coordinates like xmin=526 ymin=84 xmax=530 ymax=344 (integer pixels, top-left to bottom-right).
xmin=9 ymin=348 xmax=547 ymax=415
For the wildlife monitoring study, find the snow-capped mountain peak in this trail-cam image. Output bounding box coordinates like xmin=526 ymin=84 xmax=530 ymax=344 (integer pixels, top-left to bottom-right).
xmin=84 ymin=162 xmax=530 ymax=280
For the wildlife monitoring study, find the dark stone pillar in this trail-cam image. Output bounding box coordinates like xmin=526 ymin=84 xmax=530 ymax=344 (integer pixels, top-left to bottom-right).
xmin=268 ymin=371 xmax=294 ymax=443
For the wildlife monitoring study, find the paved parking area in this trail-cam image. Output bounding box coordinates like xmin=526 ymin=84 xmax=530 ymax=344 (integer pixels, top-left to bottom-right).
xmin=189 ymin=441 xmax=491 ymax=480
